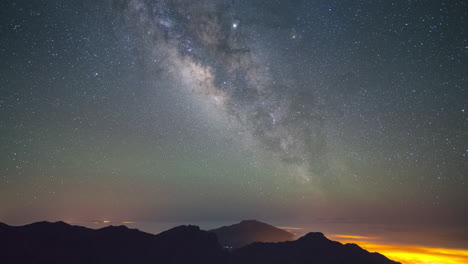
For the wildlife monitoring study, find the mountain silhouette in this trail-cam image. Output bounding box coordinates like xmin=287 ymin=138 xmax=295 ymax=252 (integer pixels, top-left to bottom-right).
xmin=0 ymin=221 xmax=400 ymax=264
xmin=209 ymin=219 xmax=294 ymax=248
xmin=230 ymin=231 xmax=400 ymax=264
xmin=0 ymin=221 xmax=224 ymax=264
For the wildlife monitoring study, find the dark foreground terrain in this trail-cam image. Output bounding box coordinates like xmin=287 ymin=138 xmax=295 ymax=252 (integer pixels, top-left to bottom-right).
xmin=0 ymin=221 xmax=400 ymax=264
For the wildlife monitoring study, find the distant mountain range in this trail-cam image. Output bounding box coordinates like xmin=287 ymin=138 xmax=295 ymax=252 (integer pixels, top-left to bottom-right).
xmin=0 ymin=220 xmax=400 ymax=264
xmin=209 ymin=219 xmax=294 ymax=248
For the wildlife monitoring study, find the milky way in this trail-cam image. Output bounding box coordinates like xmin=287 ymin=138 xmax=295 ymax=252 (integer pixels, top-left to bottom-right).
xmin=119 ymin=0 xmax=351 ymax=187
xmin=0 ymin=0 xmax=467 ymax=229
xmin=116 ymin=0 xmax=468 ymax=194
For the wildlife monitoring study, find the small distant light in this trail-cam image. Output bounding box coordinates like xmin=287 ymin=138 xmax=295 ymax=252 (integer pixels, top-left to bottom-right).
xmin=232 ymin=23 xmax=238 ymax=29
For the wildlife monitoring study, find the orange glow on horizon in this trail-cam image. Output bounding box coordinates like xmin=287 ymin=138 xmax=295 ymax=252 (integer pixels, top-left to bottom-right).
xmin=330 ymin=235 xmax=468 ymax=264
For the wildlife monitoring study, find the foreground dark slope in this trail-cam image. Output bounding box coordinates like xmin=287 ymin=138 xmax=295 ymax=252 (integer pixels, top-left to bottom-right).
xmin=0 ymin=221 xmax=400 ymax=264
xmin=209 ymin=220 xmax=294 ymax=248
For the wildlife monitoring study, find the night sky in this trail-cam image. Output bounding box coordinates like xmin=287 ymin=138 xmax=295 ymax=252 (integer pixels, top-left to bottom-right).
xmin=1 ymin=0 xmax=467 ymax=242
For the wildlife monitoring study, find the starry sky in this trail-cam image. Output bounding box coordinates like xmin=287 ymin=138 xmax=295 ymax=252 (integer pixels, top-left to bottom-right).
xmin=0 ymin=0 xmax=467 ymax=237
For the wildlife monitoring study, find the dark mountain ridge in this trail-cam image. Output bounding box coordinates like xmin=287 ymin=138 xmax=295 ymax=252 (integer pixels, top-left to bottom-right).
xmin=0 ymin=221 xmax=224 ymax=264
xmin=231 ymin=231 xmax=399 ymax=264
xmin=0 ymin=220 xmax=400 ymax=264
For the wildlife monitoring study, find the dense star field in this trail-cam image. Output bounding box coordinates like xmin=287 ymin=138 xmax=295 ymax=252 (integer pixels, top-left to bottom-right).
xmin=0 ymin=1 xmax=467 ymax=261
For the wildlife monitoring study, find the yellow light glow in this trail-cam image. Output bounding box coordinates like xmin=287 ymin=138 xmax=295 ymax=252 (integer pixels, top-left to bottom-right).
xmin=102 ymin=220 xmax=111 ymax=223
xmin=332 ymin=237 xmax=468 ymax=264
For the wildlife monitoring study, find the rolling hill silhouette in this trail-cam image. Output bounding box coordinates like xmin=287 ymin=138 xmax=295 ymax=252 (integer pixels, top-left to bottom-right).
xmin=0 ymin=221 xmax=400 ymax=264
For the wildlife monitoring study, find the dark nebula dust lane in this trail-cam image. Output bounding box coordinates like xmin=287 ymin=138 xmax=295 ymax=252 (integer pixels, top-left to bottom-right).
xmin=0 ymin=0 xmax=467 ymax=252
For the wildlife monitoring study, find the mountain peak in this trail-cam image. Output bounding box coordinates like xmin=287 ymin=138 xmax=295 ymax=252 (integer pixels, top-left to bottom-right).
xmin=24 ymin=220 xmax=71 ymax=229
xmin=158 ymin=225 xmax=205 ymax=239
xmin=299 ymin=232 xmax=326 ymax=240
xmin=296 ymin=232 xmax=334 ymax=246
xmin=240 ymin=220 xmax=261 ymax=224
xmin=53 ymin=221 xmax=70 ymax=226
xmin=210 ymin=220 xmax=294 ymax=248
xmin=233 ymin=230 xmax=400 ymax=264
xmin=167 ymin=225 xmax=201 ymax=232
xmin=100 ymin=225 xmax=129 ymax=231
